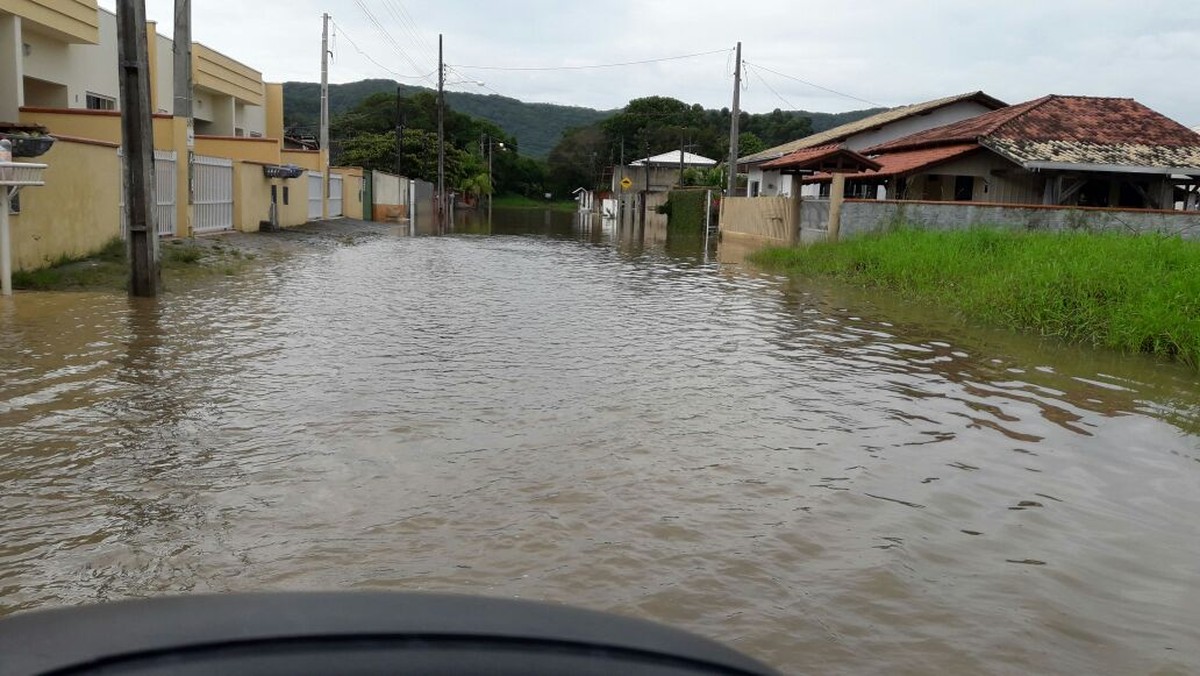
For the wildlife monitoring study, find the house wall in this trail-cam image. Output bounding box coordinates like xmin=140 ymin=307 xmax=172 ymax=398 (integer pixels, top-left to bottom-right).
xmin=719 ymin=195 xmax=800 ymax=244
xmin=372 ymin=170 xmax=407 ymax=221
xmin=194 ymin=135 xmax=279 ymax=164
xmin=282 ymin=149 xmax=319 ymax=171
xmin=19 ymin=107 xmax=176 ymax=148
xmin=0 ymin=0 xmax=99 ymax=44
xmin=892 ymin=151 xmax=1044 ymax=204
xmin=341 ymin=172 xmax=365 ymax=220
xmin=751 ymin=100 xmax=1000 ymax=199
xmin=10 ymin=137 xmax=120 ymax=270
xmin=837 ymin=199 xmax=1200 ymax=239
xmin=20 ymin=7 xmax=116 ymax=110
xmin=232 ymin=161 xmax=272 ymax=232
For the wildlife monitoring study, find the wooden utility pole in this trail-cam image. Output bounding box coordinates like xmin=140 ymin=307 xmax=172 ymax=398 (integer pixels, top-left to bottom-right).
xmin=173 ymin=0 xmax=192 ymax=213
xmin=436 ymin=33 xmax=445 ymax=228
xmin=117 ymin=0 xmax=159 ymax=297
xmin=726 ymin=41 xmax=742 ymax=198
xmin=320 ymin=12 xmax=330 ymax=220
xmin=678 ymin=128 xmax=685 ymax=187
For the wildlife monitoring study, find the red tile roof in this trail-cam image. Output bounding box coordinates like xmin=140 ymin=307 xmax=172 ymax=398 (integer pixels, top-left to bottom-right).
xmin=802 ymin=144 xmax=981 ymax=182
xmin=864 ymin=95 xmax=1200 ymax=170
xmin=759 ymin=143 xmax=882 ymax=172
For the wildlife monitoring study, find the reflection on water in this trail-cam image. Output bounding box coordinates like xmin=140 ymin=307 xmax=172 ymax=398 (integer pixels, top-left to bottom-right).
xmin=2 ymin=208 xmax=1199 ymax=674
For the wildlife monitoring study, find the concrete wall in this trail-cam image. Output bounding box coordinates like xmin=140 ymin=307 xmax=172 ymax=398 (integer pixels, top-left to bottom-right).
xmin=0 ymin=0 xmax=100 ymax=45
xmin=336 ymin=168 xmax=365 ymax=220
xmin=371 ymin=170 xmax=407 ymax=221
xmin=232 ymin=161 xmax=270 ymax=232
xmin=719 ymin=195 xmax=800 ymax=244
xmin=838 ymin=199 xmax=1200 ymax=239
xmin=10 ymin=137 xmax=120 ymax=270
xmin=20 ymin=6 xmax=116 ymax=110
xmin=20 ymin=107 xmax=177 ymax=149
xmin=282 ymin=149 xmax=319 ymax=171
xmin=194 ymin=135 xmax=279 ymax=164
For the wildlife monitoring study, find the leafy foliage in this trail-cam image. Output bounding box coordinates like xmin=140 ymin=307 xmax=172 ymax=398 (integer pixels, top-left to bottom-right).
xmin=283 ymin=79 xmax=612 ymax=159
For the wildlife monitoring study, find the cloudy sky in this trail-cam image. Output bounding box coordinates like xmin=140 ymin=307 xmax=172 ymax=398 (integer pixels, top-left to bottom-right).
xmin=100 ymin=1 xmax=1200 ymax=125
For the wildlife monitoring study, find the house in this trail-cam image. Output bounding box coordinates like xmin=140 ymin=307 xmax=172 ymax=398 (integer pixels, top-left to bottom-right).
xmin=790 ymin=95 xmax=1200 ymax=210
xmin=1 ymin=3 xmax=278 ymax=139
xmin=0 ymin=0 xmax=374 ymax=277
xmin=612 ymin=149 xmax=718 ymax=194
xmin=739 ymin=91 xmax=1007 ymax=198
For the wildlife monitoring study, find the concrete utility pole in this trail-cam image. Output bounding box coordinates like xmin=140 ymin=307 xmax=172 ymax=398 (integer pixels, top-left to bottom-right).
xmin=395 ymin=86 xmax=404 ymax=175
xmin=116 ymin=0 xmax=159 ymax=297
xmin=436 ymin=33 xmax=445 ymax=228
xmin=320 ymin=12 xmax=330 ymax=220
xmin=641 ymin=141 xmax=650 ymax=228
xmin=726 ymin=41 xmax=742 ymax=198
xmin=173 ymin=0 xmax=192 ymax=213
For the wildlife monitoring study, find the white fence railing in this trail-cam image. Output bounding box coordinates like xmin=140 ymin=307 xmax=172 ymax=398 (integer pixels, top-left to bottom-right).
xmin=329 ymin=173 xmax=344 ymax=217
xmin=119 ymin=150 xmax=177 ymax=238
xmin=308 ymin=172 xmax=323 ymax=220
xmin=193 ymin=155 xmax=234 ymax=234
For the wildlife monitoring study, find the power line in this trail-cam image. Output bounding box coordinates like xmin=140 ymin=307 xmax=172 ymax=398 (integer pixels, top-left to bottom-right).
xmin=353 ymin=0 xmax=437 ymax=86
xmin=330 ymin=19 xmax=435 ymax=81
xmin=379 ymin=0 xmax=435 ymax=62
xmin=746 ymin=63 xmax=799 ymax=111
xmin=452 ymin=48 xmax=732 ymax=72
xmin=744 ymin=61 xmax=884 ymax=108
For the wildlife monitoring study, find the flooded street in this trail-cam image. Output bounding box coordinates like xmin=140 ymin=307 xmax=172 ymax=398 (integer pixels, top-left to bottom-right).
xmin=2 ymin=210 xmax=1199 ymax=674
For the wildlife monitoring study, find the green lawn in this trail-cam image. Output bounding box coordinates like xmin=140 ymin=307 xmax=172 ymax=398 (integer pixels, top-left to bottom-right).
xmin=750 ymin=228 xmax=1200 ymax=368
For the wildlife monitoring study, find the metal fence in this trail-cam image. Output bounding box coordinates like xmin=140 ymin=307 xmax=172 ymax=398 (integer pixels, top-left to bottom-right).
xmin=193 ymin=155 xmax=234 ymax=234
xmin=119 ymin=150 xmax=177 ymax=238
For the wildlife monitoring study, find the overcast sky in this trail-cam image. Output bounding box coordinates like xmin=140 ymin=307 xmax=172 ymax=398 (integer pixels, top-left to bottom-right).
xmin=100 ymin=1 xmax=1200 ymax=125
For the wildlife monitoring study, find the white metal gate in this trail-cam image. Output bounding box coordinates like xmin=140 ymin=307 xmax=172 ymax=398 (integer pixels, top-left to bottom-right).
xmin=119 ymin=150 xmax=177 ymax=238
xmin=308 ymin=172 xmax=323 ymax=220
xmin=329 ymin=173 xmax=344 ymax=217
xmin=193 ymin=155 xmax=234 ymax=234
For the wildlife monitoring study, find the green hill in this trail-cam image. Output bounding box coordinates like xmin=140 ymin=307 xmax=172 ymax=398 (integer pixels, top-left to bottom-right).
xmin=283 ymin=79 xmax=885 ymax=160
xmin=283 ymin=79 xmax=614 ymax=159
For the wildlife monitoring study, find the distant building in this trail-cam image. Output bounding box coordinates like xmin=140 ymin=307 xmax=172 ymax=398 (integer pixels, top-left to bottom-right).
xmin=611 ymin=149 xmax=718 ymax=194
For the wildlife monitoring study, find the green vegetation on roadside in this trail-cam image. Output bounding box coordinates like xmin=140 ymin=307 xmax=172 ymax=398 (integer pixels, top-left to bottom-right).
xmin=750 ymin=228 xmax=1200 ymax=367
xmin=12 ymin=237 xmax=255 ymax=292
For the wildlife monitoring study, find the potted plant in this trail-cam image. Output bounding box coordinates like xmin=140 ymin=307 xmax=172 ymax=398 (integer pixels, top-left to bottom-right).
xmin=0 ymin=123 xmax=55 ymax=158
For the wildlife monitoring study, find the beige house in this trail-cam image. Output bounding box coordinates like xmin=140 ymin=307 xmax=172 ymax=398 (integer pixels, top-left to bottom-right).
xmin=0 ymin=0 xmax=366 ymax=274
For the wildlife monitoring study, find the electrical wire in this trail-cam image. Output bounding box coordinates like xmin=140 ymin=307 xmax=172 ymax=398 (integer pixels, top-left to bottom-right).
xmin=353 ymin=0 xmax=438 ymax=86
xmin=746 ymin=63 xmax=799 ymax=111
xmin=452 ymin=48 xmax=732 ymax=72
xmin=331 ymin=19 xmax=435 ymax=81
xmin=744 ymin=61 xmax=884 ymax=108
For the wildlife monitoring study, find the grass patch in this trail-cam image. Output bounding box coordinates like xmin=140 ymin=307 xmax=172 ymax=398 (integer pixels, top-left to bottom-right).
xmin=491 ymin=195 xmax=577 ymax=212
xmin=749 ymin=228 xmax=1200 ymax=368
xmin=13 ymin=237 xmax=257 ymax=292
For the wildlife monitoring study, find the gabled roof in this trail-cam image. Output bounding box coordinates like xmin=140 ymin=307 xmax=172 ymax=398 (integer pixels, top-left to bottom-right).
xmin=738 ymin=91 xmax=1006 ymax=165
xmin=759 ymin=143 xmax=882 ymax=173
xmin=630 ymin=150 xmax=718 ymax=167
xmin=866 ymin=95 xmax=1200 ymax=172
xmin=801 ymin=144 xmax=982 ymax=183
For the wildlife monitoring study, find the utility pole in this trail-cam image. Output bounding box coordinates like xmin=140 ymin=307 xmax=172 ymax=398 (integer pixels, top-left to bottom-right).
xmin=726 ymin=41 xmax=742 ymax=198
xmin=116 ymin=0 xmax=159 ymax=297
xmin=436 ymin=33 xmax=445 ymax=228
xmin=395 ymin=86 xmax=403 ymax=175
xmin=641 ymin=140 xmax=650 ymax=228
xmin=618 ymin=137 xmax=624 ymax=226
xmin=320 ymin=12 xmax=330 ymax=220
xmin=678 ymin=127 xmax=685 ymax=187
xmin=172 ymin=0 xmax=192 ymax=221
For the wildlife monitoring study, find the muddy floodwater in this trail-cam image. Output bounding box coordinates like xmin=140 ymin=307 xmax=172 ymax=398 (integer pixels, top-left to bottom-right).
xmin=2 ymin=210 xmax=1199 ymax=674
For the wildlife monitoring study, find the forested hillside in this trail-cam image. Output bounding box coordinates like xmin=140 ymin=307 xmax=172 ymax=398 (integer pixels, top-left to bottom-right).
xmin=283 ymin=80 xmax=612 ymax=159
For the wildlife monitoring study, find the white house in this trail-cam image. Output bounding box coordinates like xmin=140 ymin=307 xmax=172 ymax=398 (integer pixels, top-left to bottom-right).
xmin=612 ymin=149 xmax=718 ymax=193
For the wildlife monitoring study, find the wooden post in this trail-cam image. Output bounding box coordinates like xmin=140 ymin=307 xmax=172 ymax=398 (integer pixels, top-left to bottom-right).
xmin=828 ymin=172 xmax=846 ymax=243
xmin=117 ymin=0 xmax=160 ymax=297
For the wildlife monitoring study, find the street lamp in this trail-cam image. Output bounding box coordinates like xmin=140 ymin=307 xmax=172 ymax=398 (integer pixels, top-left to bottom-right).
xmin=484 ymin=135 xmax=505 ymax=223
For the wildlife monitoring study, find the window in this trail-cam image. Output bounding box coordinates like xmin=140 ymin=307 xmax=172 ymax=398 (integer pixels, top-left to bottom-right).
xmin=85 ymin=92 xmax=115 ymax=111
xmin=954 ymin=176 xmax=975 ymax=201
xmin=235 ymin=128 xmax=245 ymax=138
xmin=282 ymin=186 xmax=290 ymax=205
xmin=749 ymin=180 xmax=760 ymax=197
